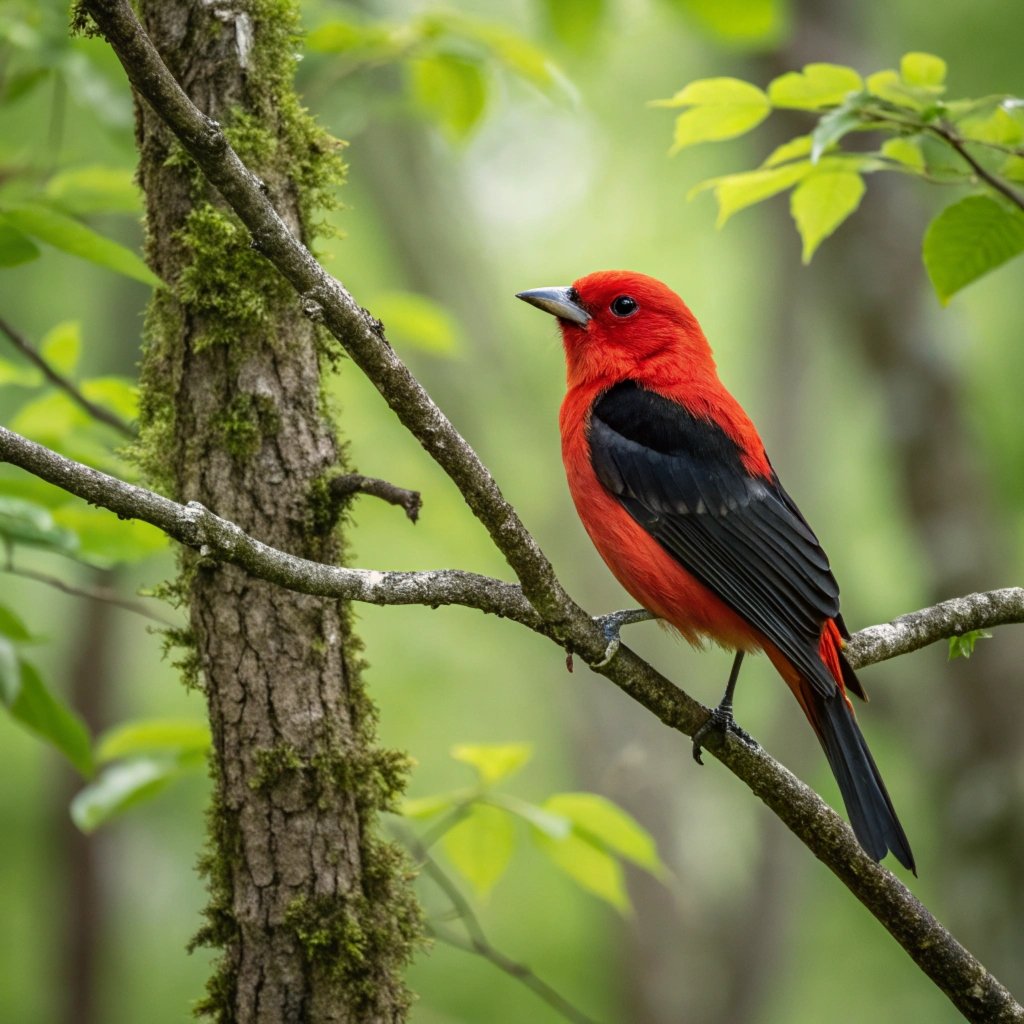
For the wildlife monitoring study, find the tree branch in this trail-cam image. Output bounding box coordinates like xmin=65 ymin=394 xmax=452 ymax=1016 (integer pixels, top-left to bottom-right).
xmin=0 ymin=315 xmax=134 ymax=438
xmin=928 ymin=122 xmax=1024 ymax=213
xmin=330 ymin=473 xmax=422 ymax=523
xmin=0 ymin=425 xmax=542 ymax=630
xmin=2 ymin=560 xmax=175 ymax=626
xmin=845 ymin=589 xmax=1024 ymax=669
xmin=400 ymin=829 xmax=602 ymax=1024
xmin=61 ymin=4 xmax=1024 ymax=1020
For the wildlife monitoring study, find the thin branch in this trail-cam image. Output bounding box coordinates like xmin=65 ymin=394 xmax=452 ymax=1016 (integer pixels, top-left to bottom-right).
xmin=330 ymin=473 xmax=422 ymax=523
xmin=2 ymin=561 xmax=175 ymax=626
xmin=929 ymin=122 xmax=1024 ymax=213
xmin=401 ymin=830 xmax=602 ymax=1024
xmin=845 ymin=589 xmax=1024 ymax=669
xmin=0 ymin=316 xmax=134 ymax=438
xmin=0 ymin=426 xmax=542 ymax=630
xmin=57 ymin=5 xmax=1024 ymax=1020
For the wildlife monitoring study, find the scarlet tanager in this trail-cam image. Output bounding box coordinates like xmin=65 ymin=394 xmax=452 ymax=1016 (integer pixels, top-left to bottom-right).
xmin=517 ymin=270 xmax=914 ymax=871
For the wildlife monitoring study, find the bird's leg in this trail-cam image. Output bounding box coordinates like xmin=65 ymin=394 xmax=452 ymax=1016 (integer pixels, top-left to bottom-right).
xmin=591 ymin=608 xmax=656 ymax=667
xmin=692 ymin=651 xmax=757 ymax=764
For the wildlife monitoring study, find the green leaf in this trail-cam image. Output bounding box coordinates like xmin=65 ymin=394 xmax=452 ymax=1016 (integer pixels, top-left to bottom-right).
xmin=1 ymin=203 xmax=159 ymax=286
xmin=0 ymin=357 xmax=42 ymax=387
xmin=398 ymin=790 xmax=466 ymax=819
xmin=948 ymin=629 xmax=992 ymax=660
xmin=1 ymin=67 xmax=50 ymax=105
xmin=0 ymin=221 xmax=40 ymax=267
xmin=865 ymin=69 xmax=903 ymax=103
xmin=900 ymin=52 xmax=946 ymax=88
xmin=0 ymin=604 xmax=34 ymax=642
xmin=39 ymin=320 xmax=81 ymax=376
xmin=304 ymin=19 xmax=406 ymax=60
xmin=1 ymin=654 xmax=93 ymax=777
xmin=450 ymin=741 xmax=532 ymax=785
xmin=79 ymin=376 xmax=138 ymax=421
xmin=923 ymin=195 xmax=1024 ymax=304
xmin=532 ymin=825 xmax=629 ymax=912
xmin=488 ymin=793 xmax=571 ymax=839
xmin=865 ymin=69 xmax=926 ymax=108
xmin=441 ymin=802 xmax=515 ymax=898
xmin=542 ymin=0 xmax=605 ymax=50
xmin=666 ymin=0 xmax=786 ymax=46
xmin=436 ymin=14 xmax=556 ymax=89
xmin=958 ymin=107 xmax=1024 ymax=146
xmin=790 ymin=170 xmax=865 ymax=262
xmin=0 ymin=496 xmax=78 ymax=554
xmin=44 ymin=165 xmax=141 ymax=215
xmin=7 ymin=391 xmax=118 ymax=470
xmin=693 ymin=161 xmax=811 ymax=226
xmin=0 ymin=638 xmax=19 ymax=703
xmin=762 ymin=134 xmax=813 ymax=167
xmin=654 ymin=78 xmax=771 ymax=152
xmin=370 ymin=291 xmax=461 ymax=355
xmin=543 ymin=792 xmax=667 ymax=877
xmin=71 ymin=755 xmax=195 ymax=832
xmin=767 ymin=63 xmax=862 ymax=110
xmin=1002 ymin=154 xmax=1024 ymax=182
xmin=50 ymin=504 xmax=167 ymax=565
xmin=409 ymin=54 xmax=487 ymax=142
xmin=96 ymin=718 xmax=210 ymax=763
xmin=880 ymin=137 xmax=925 ymax=170
xmin=810 ymin=101 xmax=866 ymax=163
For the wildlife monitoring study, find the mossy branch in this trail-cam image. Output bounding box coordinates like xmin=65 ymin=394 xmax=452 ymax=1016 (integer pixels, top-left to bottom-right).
xmin=56 ymin=4 xmax=1024 ymax=1022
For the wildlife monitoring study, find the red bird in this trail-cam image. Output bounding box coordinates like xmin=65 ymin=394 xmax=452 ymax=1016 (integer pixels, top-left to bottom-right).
xmin=517 ymin=270 xmax=914 ymax=871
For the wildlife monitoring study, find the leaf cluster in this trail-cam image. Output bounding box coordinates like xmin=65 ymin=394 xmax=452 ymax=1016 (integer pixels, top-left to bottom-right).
xmin=402 ymin=742 xmax=668 ymax=914
xmin=657 ymin=53 xmax=1024 ymax=300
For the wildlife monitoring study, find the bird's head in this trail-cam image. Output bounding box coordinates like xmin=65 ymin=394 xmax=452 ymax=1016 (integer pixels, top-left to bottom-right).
xmin=516 ymin=270 xmax=714 ymax=386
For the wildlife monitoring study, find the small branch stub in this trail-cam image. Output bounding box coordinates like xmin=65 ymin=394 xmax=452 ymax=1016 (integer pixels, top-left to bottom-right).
xmin=331 ymin=473 xmax=422 ymax=523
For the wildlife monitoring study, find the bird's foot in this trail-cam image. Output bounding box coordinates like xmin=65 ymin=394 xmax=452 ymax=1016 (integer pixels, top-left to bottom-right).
xmin=692 ymin=705 xmax=757 ymax=765
xmin=591 ymin=608 xmax=655 ymax=667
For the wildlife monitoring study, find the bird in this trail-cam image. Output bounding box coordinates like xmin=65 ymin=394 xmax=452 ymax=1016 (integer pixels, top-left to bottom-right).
xmin=516 ymin=270 xmax=915 ymax=871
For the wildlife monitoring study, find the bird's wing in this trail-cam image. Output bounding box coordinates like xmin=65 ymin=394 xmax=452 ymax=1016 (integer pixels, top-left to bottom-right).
xmin=589 ymin=380 xmax=841 ymax=697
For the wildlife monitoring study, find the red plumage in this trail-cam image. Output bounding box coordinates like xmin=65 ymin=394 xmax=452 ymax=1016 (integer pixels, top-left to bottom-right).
xmin=519 ymin=270 xmax=914 ymax=870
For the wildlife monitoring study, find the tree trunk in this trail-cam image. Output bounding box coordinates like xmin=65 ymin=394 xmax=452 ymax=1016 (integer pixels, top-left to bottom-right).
xmin=130 ymin=2 xmax=419 ymax=1019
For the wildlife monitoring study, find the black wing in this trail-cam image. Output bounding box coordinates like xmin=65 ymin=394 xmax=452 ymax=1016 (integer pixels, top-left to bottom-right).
xmin=589 ymin=381 xmax=841 ymax=697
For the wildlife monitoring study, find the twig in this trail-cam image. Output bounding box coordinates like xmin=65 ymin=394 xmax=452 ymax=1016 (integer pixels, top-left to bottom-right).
xmin=330 ymin=473 xmax=422 ymax=523
xmin=2 ymin=560 xmax=175 ymax=626
xmin=0 ymin=316 xmax=134 ymax=438
xmin=55 ymin=5 xmax=1024 ymax=1020
xmin=402 ymin=830 xmax=602 ymax=1024
xmin=845 ymin=589 xmax=1024 ymax=669
xmin=928 ymin=122 xmax=1024 ymax=213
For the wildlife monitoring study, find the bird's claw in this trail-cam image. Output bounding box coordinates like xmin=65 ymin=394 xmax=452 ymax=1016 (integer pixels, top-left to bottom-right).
xmin=692 ymin=706 xmax=757 ymax=764
xmin=590 ymin=608 xmax=655 ymax=667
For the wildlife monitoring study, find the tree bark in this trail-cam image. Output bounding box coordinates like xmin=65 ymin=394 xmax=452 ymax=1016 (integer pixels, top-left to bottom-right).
xmin=130 ymin=2 xmax=418 ymax=1019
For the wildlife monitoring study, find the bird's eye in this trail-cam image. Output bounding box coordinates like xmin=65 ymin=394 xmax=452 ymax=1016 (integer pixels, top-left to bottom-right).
xmin=610 ymin=295 xmax=638 ymax=317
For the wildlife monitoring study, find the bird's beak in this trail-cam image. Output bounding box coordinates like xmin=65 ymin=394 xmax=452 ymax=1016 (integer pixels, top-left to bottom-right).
xmin=516 ymin=286 xmax=591 ymax=327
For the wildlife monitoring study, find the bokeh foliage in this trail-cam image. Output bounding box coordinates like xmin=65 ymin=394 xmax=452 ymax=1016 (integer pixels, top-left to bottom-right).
xmin=1 ymin=0 xmax=1022 ymax=1022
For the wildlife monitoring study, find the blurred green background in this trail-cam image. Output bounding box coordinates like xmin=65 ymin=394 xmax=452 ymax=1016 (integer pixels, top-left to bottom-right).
xmin=1 ymin=0 xmax=1023 ymax=1022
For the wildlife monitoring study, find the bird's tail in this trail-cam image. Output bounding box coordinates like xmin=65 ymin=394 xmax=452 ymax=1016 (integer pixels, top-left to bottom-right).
xmin=768 ymin=626 xmax=915 ymax=873
xmin=803 ymin=682 xmax=916 ymax=873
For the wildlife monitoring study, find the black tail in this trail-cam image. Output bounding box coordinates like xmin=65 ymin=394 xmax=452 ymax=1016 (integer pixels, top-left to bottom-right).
xmin=809 ymin=690 xmax=916 ymax=873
